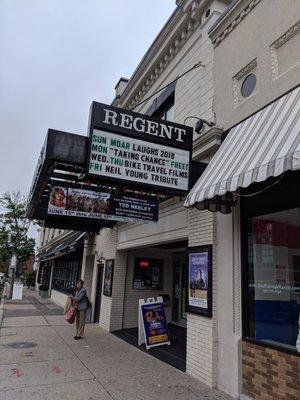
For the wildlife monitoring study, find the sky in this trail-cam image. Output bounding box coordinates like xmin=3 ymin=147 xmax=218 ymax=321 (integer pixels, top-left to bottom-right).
xmin=0 ymin=0 xmax=176 ymax=196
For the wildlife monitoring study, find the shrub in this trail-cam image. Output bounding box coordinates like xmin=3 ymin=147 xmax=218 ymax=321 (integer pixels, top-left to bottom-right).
xmin=23 ymin=270 xmax=36 ymax=287
xmin=39 ymin=284 xmax=49 ymax=291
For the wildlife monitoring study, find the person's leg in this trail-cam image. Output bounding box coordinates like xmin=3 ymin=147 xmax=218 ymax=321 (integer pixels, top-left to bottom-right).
xmin=75 ymin=310 xmax=80 ymax=337
xmin=77 ymin=310 xmax=86 ymax=337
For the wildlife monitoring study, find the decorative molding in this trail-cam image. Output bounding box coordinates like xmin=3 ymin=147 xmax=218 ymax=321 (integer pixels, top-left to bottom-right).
xmin=212 ymin=0 xmax=261 ymax=48
xmin=234 ymin=58 xmax=257 ymax=81
xmin=232 ymin=58 xmax=257 ymax=107
xmin=192 ymin=127 xmax=223 ymax=160
xmin=122 ymin=20 xmax=198 ymax=110
xmin=114 ymin=0 xmax=211 ymax=110
xmin=270 ymin=20 xmax=300 ymax=80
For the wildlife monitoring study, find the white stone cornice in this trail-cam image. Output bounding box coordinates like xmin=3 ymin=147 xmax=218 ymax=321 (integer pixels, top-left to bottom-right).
xmin=209 ymin=0 xmax=261 ymax=48
xmin=114 ymin=1 xmax=210 ymax=110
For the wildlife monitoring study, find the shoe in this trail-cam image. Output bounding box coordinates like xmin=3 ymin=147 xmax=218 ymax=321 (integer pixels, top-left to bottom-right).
xmin=74 ymin=336 xmax=81 ymax=340
xmin=74 ymin=336 xmax=78 ymax=340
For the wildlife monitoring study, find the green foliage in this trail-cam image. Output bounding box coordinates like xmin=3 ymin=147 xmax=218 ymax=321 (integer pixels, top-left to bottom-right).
xmin=23 ymin=270 xmax=36 ymax=287
xmin=39 ymin=284 xmax=49 ymax=291
xmin=0 ymin=191 xmax=35 ymax=275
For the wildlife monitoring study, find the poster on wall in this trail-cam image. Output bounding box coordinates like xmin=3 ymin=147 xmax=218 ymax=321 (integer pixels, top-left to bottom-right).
xmin=86 ymin=102 xmax=193 ymax=194
xmin=138 ymin=297 xmax=170 ymax=349
xmin=187 ymin=245 xmax=212 ymax=317
xmin=103 ymin=259 xmax=114 ymax=297
xmin=47 ymin=186 xmax=158 ymax=224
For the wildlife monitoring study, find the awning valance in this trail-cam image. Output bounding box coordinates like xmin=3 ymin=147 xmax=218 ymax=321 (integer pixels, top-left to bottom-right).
xmin=37 ymin=232 xmax=85 ymax=262
xmin=185 ymin=86 xmax=300 ymax=208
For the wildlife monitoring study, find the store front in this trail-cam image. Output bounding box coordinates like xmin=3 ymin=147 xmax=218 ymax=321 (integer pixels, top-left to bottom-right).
xmin=113 ymin=240 xmax=188 ymax=370
xmin=185 ymin=87 xmax=300 ymax=399
xmin=122 ymin=243 xmax=188 ymax=324
xmin=240 ymin=171 xmax=300 ymax=399
xmin=242 ymin=171 xmax=300 ymax=355
xmin=51 ymin=251 xmax=83 ymax=295
xmin=50 ymin=234 xmax=84 ymax=306
xmin=36 ymin=231 xmax=85 ymax=306
xmin=37 ymin=260 xmax=51 ymax=287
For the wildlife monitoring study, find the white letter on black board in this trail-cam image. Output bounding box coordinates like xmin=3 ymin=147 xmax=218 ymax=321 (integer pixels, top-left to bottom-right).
xmin=103 ymin=109 xmax=118 ymax=126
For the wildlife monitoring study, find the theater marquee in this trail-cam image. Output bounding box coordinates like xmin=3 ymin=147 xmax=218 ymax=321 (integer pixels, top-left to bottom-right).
xmin=86 ymin=102 xmax=193 ymax=194
xmin=48 ymin=186 xmax=158 ymax=224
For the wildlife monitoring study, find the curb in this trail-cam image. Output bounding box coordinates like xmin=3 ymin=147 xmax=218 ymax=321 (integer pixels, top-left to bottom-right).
xmin=0 ymin=296 xmax=4 ymax=331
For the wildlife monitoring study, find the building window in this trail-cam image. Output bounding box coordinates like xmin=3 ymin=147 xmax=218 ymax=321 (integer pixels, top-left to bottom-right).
xmin=37 ymin=261 xmax=51 ymax=286
xmin=152 ymin=95 xmax=175 ymax=122
xmin=232 ymin=58 xmax=257 ymax=107
xmin=133 ymin=257 xmax=163 ymax=290
xmin=244 ymin=208 xmax=300 ymax=353
xmin=52 ymin=252 xmax=82 ymax=294
xmin=241 ymin=74 xmax=257 ymax=97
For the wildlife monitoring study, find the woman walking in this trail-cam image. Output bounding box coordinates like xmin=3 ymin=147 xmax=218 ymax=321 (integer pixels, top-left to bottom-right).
xmin=72 ymin=279 xmax=88 ymax=340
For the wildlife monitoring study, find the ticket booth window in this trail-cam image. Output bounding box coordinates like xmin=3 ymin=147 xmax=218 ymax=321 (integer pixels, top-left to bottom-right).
xmin=133 ymin=258 xmax=163 ymax=290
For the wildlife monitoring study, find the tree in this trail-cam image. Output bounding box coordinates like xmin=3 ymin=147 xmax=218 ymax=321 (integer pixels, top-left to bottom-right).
xmin=0 ymin=191 xmax=35 ymax=275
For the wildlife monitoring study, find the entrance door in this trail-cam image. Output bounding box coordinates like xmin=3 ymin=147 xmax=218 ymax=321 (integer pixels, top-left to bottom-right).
xmin=172 ymin=252 xmax=187 ymax=327
xmin=93 ymin=265 xmax=103 ymax=323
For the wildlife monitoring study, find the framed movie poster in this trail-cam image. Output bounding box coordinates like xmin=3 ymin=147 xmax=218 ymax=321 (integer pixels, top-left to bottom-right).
xmin=187 ymin=245 xmax=212 ymax=317
xmin=103 ymin=259 xmax=114 ymax=297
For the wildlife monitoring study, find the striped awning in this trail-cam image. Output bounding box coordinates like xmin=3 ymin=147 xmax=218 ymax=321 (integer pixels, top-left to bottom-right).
xmin=185 ymin=86 xmax=300 ymax=208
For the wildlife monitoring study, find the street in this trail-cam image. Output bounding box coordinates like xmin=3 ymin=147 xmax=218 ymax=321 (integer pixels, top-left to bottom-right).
xmin=0 ymin=290 xmax=231 ymax=400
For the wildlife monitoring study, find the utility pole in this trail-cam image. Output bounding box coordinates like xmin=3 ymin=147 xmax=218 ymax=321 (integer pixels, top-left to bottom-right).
xmin=8 ymin=254 xmax=17 ymax=299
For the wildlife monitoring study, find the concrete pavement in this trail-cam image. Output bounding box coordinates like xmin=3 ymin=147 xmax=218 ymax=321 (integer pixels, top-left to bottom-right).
xmin=0 ymin=290 xmax=232 ymax=400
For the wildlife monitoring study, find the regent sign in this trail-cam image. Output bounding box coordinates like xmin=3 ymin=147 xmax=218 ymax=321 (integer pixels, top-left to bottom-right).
xmin=86 ymin=102 xmax=193 ymax=193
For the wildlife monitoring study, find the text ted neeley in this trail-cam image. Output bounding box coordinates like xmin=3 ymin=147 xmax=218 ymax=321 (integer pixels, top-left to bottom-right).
xmin=88 ymin=105 xmax=192 ymax=192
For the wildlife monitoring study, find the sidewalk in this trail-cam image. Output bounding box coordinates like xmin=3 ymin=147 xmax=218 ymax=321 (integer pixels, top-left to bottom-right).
xmin=0 ymin=290 xmax=232 ymax=400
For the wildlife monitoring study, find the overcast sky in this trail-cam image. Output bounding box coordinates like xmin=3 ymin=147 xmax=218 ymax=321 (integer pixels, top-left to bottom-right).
xmin=0 ymin=0 xmax=175 ymax=196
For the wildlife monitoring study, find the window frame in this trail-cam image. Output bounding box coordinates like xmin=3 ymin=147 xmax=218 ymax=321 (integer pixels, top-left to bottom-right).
xmin=240 ymin=73 xmax=257 ymax=98
xmin=241 ymin=171 xmax=300 ymax=356
xmin=133 ymin=257 xmax=163 ymax=290
xmin=152 ymin=93 xmax=175 ymax=122
xmin=51 ymin=252 xmax=82 ymax=294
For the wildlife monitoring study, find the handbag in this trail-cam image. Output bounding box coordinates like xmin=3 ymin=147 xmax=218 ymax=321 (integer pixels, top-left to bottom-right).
xmin=63 ymin=296 xmax=72 ymax=314
xmin=65 ymin=306 xmax=76 ymax=324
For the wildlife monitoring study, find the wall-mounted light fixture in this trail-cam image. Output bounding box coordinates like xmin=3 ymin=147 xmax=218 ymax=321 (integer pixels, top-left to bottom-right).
xmin=184 ymin=116 xmax=215 ymax=134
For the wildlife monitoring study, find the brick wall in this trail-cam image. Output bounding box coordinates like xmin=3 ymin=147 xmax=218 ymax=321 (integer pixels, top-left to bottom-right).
xmin=186 ymin=208 xmax=218 ymax=387
xmin=94 ymin=226 xmax=127 ymax=332
xmin=95 ymin=228 xmax=117 ymax=330
xmin=109 ymin=249 xmax=128 ymax=331
xmin=242 ymin=341 xmax=300 ymax=400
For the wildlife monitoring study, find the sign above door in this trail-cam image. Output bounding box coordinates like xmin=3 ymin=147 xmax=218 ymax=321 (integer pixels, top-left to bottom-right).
xmin=86 ymin=102 xmax=193 ymax=194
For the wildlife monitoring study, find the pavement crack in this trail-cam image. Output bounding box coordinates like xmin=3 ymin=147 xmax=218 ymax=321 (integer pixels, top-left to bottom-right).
xmin=1 ymin=377 xmax=98 ymax=393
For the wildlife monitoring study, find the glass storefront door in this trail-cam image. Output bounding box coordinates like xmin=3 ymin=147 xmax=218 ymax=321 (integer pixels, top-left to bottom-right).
xmin=172 ymin=252 xmax=187 ymax=327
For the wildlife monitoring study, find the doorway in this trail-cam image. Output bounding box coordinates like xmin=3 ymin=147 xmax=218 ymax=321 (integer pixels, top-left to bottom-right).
xmin=172 ymin=252 xmax=187 ymax=327
xmin=93 ymin=264 xmax=103 ymax=323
